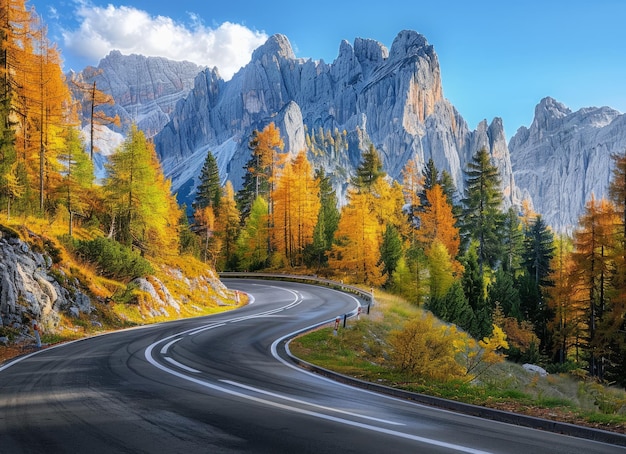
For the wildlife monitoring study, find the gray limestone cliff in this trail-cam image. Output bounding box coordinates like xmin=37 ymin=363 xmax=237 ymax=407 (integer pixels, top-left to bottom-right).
xmin=0 ymin=229 xmax=92 ymax=335
xmin=509 ymin=97 xmax=626 ymax=232
xmin=70 ymin=51 xmax=204 ymax=138
xmin=154 ymin=31 xmax=521 ymax=208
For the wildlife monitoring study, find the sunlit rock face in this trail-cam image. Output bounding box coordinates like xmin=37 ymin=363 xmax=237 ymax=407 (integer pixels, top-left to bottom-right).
xmin=70 ymin=50 xmax=204 ymax=139
xmin=153 ymin=31 xmax=520 ymax=209
xmin=510 ymin=97 xmax=626 ymax=232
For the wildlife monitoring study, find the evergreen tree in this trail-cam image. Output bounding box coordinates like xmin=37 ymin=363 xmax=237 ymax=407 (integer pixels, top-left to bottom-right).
xmin=194 ymin=150 xmax=221 ymax=210
xmin=501 ymin=207 xmax=525 ymax=275
xmin=522 ymin=216 xmax=555 ymax=287
xmin=521 ymin=215 xmax=555 ymax=351
xmin=423 ymin=158 xmax=439 ymax=192
xmin=380 ymin=223 xmax=403 ymax=281
xmin=488 ymin=268 xmax=522 ymax=320
xmin=305 ymin=168 xmax=340 ymax=269
xmin=460 ymin=148 xmax=504 ymax=276
xmin=461 ymin=246 xmax=491 ymax=338
xmin=352 ymin=144 xmax=385 ymax=192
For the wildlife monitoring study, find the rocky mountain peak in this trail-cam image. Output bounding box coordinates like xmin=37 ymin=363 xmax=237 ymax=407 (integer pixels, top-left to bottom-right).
xmin=389 ymin=30 xmax=434 ymax=63
xmin=251 ymin=33 xmax=295 ymax=61
xmin=510 ymin=98 xmax=626 ymax=232
xmin=531 ymin=97 xmax=571 ymax=131
xmin=71 ymin=51 xmax=204 ymax=139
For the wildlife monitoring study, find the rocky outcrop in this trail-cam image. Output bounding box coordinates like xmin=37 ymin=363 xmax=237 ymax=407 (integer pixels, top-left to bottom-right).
xmin=154 ymin=31 xmax=521 ymax=208
xmin=70 ymin=51 xmax=204 ymax=139
xmin=509 ymin=97 xmax=626 ymax=232
xmin=0 ymin=229 xmax=92 ymax=333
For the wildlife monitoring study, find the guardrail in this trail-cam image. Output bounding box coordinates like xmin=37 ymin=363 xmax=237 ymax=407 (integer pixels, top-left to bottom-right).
xmin=218 ymin=272 xmax=376 ymax=305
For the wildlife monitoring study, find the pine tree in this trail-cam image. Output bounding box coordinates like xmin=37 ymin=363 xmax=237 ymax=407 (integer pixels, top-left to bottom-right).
xmin=488 ymin=268 xmax=522 ymax=320
xmin=305 ymin=168 xmax=339 ymax=269
xmin=460 ymin=148 xmax=504 ymax=276
xmin=352 ymin=144 xmax=385 ymax=192
xmin=501 ymin=207 xmax=525 ymax=275
xmin=380 ymin=223 xmax=403 ymax=280
xmin=194 ymin=149 xmax=221 ymax=210
xmin=521 ymin=215 xmax=556 ymax=351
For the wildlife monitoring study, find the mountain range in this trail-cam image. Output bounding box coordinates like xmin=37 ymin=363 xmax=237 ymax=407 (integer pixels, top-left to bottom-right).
xmin=73 ymin=31 xmax=626 ymax=232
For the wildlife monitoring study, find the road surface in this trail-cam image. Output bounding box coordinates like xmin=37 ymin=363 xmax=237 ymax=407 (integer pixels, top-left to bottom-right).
xmin=0 ymin=279 xmax=623 ymax=453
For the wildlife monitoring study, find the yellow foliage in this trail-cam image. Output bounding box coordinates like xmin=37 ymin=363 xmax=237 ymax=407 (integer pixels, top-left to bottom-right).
xmin=389 ymin=313 xmax=466 ymax=381
xmin=457 ymin=324 xmax=509 ymax=380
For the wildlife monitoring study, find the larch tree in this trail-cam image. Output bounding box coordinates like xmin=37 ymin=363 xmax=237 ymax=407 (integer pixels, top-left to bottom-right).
xmin=69 ymin=68 xmax=119 ymax=160
xmin=606 ymin=151 xmax=626 ymax=385
xmin=546 ymin=235 xmax=584 ymax=364
xmin=416 ymin=183 xmax=460 ymax=262
xmin=105 ymin=125 xmax=178 ymax=255
xmin=214 ymin=181 xmax=241 ymax=271
xmin=236 ymin=196 xmax=269 ymax=271
xmin=329 ymin=189 xmax=385 ymax=286
xmin=56 ymin=127 xmax=94 ymax=235
xmin=194 ymin=205 xmax=217 ymax=265
xmin=572 ymin=196 xmax=618 ymax=380
xmin=427 ymin=239 xmax=456 ymax=300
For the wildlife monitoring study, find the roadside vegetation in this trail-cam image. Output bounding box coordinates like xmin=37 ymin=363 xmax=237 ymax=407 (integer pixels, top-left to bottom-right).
xmin=290 ymin=290 xmax=626 ymax=433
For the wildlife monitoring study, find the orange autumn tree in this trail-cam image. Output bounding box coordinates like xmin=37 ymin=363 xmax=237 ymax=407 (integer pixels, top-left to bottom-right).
xmin=572 ymin=196 xmax=618 ymax=379
xmin=329 ymin=189 xmax=384 ymax=286
xmin=546 ymin=235 xmax=585 ymax=364
xmin=417 ymin=183 xmax=460 ymax=259
xmin=0 ymin=4 xmax=71 ymax=217
xmin=271 ymin=150 xmax=319 ymax=267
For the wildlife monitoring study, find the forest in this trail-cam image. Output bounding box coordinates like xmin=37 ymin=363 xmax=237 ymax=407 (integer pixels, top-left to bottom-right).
xmin=1 ymin=1 xmax=625 ymax=387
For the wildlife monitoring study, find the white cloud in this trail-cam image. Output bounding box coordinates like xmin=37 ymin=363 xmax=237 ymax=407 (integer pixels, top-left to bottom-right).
xmin=62 ymin=4 xmax=268 ymax=79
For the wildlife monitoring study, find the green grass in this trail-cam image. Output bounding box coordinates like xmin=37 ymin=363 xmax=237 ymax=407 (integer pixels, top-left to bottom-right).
xmin=290 ymin=290 xmax=626 ymax=432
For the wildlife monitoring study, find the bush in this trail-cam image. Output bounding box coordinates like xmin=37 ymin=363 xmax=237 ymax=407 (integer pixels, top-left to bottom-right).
xmin=75 ymin=237 xmax=153 ymax=280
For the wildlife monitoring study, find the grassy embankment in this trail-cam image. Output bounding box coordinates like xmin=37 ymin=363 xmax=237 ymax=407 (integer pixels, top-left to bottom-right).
xmin=289 ymin=290 xmax=626 ymax=433
xmin=0 ymin=216 xmax=244 ymax=358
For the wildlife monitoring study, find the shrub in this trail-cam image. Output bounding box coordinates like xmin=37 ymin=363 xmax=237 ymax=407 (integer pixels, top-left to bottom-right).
xmin=75 ymin=237 xmax=153 ymax=280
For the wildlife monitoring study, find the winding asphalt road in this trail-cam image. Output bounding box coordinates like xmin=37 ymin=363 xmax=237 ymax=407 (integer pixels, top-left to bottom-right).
xmin=0 ymin=279 xmax=623 ymax=453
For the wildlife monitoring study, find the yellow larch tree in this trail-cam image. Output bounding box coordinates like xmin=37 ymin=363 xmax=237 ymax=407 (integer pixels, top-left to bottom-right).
xmin=214 ymin=181 xmax=240 ymax=271
xmin=272 ymin=149 xmax=320 ymax=267
xmin=329 ymin=189 xmax=384 ymax=286
xmin=417 ymin=183 xmax=461 ymax=259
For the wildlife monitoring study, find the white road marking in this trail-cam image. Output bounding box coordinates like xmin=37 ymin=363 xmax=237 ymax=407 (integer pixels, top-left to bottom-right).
xmin=145 ymin=341 xmax=490 ymax=454
xmin=164 ymin=356 xmax=201 ymax=373
xmin=160 ymin=338 xmax=181 ymax=355
xmin=220 ymin=379 xmax=405 ymax=426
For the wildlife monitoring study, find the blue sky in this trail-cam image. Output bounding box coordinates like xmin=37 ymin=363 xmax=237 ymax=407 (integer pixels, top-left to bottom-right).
xmin=40 ymin=0 xmax=625 ymax=138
